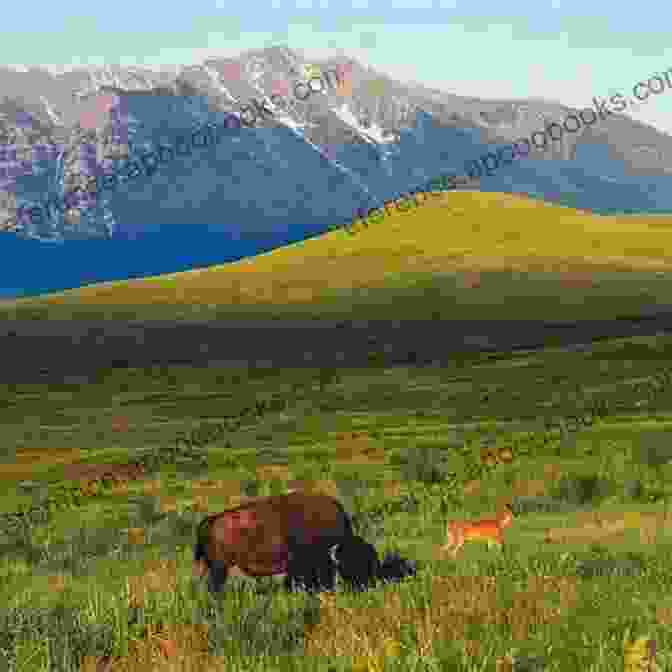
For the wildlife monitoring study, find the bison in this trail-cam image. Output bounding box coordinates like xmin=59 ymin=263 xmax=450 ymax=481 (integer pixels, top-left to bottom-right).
xmin=378 ymin=551 xmax=417 ymax=584
xmin=331 ymin=535 xmax=380 ymax=591
xmin=193 ymin=492 xmax=378 ymax=594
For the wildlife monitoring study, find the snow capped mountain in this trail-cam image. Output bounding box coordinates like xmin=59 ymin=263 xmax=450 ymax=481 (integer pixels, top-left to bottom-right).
xmin=0 ymin=48 xmax=428 ymax=242
xmin=2 ymin=46 xmax=672 ymax=297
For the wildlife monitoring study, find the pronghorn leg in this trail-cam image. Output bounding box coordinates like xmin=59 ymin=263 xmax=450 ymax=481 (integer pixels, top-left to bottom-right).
xmin=442 ymin=527 xmax=457 ymax=554
xmin=442 ymin=542 xmax=459 ymax=557
xmin=446 ymin=535 xmax=462 ymax=558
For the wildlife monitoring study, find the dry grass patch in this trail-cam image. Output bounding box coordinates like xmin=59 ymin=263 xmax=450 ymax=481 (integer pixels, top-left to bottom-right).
xmin=545 ymin=511 xmax=629 ymax=545
xmin=125 ymin=559 xmax=178 ymax=609
xmin=305 ymin=574 xmax=579 ymax=663
xmin=305 ymin=591 xmax=406 ymax=666
xmin=106 ymin=480 xmax=132 ymax=496
xmin=655 ymin=605 xmax=672 ymax=626
xmin=335 ymin=451 xmax=386 ymax=466
xmin=184 ymin=479 xmax=244 ymax=511
xmin=141 ymin=477 xmax=166 ymax=496
xmin=158 ymin=495 xmax=179 ymax=514
xmin=288 ymin=479 xmax=340 ymax=499
xmin=189 ymin=478 xmax=242 ymax=496
xmin=13 ymin=447 xmax=83 ymax=464
xmin=255 ymin=464 xmax=292 ymax=483
xmin=381 ymin=479 xmax=402 ymax=499
xmin=334 ymin=433 xmax=386 ymax=465
xmin=639 ymin=516 xmax=661 ymax=546
xmin=190 ymin=495 xmax=210 ymax=513
xmin=495 ymin=654 xmax=517 ymax=672
xmin=47 ymin=572 xmax=68 ymax=593
xmin=0 ymin=448 xmax=84 ymax=480
xmin=424 ymin=574 xmax=578 ymax=642
xmin=509 ymin=478 xmax=548 ymax=498
xmin=543 ymin=463 xmax=562 ymax=479
xmin=546 ymin=509 xmax=672 ymax=546
xmin=462 ymin=480 xmax=481 ymax=497
xmin=125 ymin=528 xmax=146 ymax=547
xmin=631 ymin=509 xmax=672 ymax=545
xmin=498 ymin=466 xmax=560 ymax=502
xmin=80 ymin=623 xmax=218 ymax=672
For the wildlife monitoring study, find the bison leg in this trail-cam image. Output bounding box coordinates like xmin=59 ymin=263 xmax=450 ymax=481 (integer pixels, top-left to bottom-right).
xmin=309 ymin=545 xmax=337 ymax=592
xmin=192 ymin=558 xmax=229 ymax=594
xmin=207 ymin=561 xmax=229 ymax=594
xmin=193 ymin=559 xmax=209 ymax=579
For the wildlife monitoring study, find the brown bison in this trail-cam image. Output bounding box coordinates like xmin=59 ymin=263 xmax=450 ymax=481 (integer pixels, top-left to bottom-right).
xmin=193 ymin=492 xmax=375 ymax=594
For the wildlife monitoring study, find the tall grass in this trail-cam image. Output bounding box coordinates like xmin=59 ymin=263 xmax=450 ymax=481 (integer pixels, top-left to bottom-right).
xmin=3 ymin=340 xmax=672 ymax=669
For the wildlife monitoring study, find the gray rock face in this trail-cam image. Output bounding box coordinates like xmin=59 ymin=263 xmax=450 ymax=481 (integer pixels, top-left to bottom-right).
xmin=1 ymin=48 xmax=671 ymax=244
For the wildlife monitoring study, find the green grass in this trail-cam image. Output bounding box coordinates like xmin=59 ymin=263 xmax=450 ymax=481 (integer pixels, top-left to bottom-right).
xmin=3 ymin=191 xmax=672 ymax=669
xmin=2 ymin=332 xmax=672 ymax=670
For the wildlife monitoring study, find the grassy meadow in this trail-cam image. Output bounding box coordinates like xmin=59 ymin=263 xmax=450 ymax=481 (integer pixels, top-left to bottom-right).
xmin=2 ymin=192 xmax=672 ymax=671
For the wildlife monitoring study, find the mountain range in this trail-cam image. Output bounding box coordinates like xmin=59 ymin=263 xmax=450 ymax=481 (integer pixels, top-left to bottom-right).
xmin=1 ymin=46 xmax=672 ymax=299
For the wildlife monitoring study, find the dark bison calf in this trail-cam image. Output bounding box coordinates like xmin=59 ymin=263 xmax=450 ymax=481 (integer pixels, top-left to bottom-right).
xmin=193 ymin=492 xmax=376 ymax=594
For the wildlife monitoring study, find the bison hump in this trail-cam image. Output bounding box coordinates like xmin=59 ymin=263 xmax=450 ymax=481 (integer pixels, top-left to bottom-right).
xmin=221 ymin=509 xmax=259 ymax=537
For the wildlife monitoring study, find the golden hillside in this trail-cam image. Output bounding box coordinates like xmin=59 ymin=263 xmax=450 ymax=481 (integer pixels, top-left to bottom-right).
xmin=5 ymin=191 xmax=672 ymax=321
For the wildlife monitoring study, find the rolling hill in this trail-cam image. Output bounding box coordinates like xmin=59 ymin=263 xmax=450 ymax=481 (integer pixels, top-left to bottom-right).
xmin=4 ymin=190 xmax=672 ymax=324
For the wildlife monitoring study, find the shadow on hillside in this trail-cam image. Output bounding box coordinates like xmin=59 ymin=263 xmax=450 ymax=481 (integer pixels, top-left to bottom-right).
xmin=2 ymin=312 xmax=672 ymax=383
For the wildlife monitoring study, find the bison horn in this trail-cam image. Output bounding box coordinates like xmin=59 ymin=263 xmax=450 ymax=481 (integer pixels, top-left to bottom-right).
xmin=329 ymin=543 xmax=340 ymax=565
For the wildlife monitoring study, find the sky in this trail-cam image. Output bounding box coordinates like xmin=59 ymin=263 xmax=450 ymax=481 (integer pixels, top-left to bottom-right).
xmin=3 ymin=0 xmax=672 ymax=135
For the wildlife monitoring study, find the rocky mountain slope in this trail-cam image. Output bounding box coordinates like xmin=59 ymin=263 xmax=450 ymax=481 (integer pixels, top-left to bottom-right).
xmin=1 ymin=46 xmax=671 ymax=297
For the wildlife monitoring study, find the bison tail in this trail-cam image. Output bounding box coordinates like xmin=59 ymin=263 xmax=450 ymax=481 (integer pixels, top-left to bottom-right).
xmin=193 ymin=539 xmax=207 ymax=565
xmin=193 ymin=520 xmax=210 ymax=580
xmin=194 ymin=514 xmax=214 ymax=565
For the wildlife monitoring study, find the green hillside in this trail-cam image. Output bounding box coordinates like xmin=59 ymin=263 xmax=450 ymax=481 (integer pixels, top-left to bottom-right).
xmin=3 ymin=190 xmax=672 ymax=322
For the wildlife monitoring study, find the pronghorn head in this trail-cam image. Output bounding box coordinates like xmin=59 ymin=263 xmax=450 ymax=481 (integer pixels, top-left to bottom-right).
xmin=499 ymin=504 xmax=514 ymax=528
